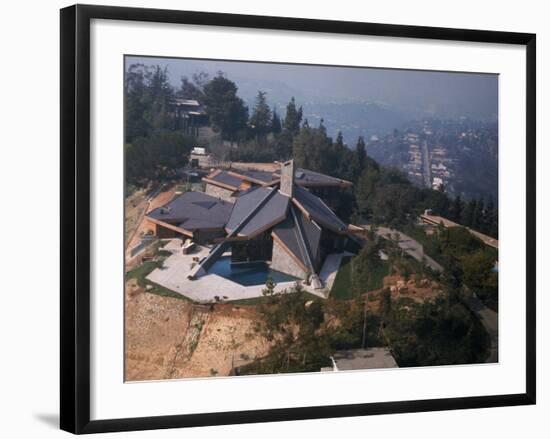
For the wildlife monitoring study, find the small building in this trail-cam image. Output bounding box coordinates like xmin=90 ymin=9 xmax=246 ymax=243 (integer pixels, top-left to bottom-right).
xmin=432 ymin=177 xmax=444 ymax=191
xmin=329 ymin=348 xmax=398 ymax=371
xmin=172 ymin=99 xmax=209 ymax=136
xmin=191 ymin=146 xmax=207 ymax=155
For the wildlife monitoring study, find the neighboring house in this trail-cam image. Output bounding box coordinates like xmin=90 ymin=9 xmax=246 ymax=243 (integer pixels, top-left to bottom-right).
xmin=147 ymin=160 xmax=356 ymax=288
xmin=172 ymin=98 xmax=209 ymax=136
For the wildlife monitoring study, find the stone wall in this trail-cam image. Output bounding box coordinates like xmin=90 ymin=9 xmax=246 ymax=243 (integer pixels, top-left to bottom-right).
xmin=271 ymin=239 xmax=306 ymax=279
xmin=279 ymin=159 xmax=294 ymax=197
xmin=205 ymin=183 xmax=235 ymax=202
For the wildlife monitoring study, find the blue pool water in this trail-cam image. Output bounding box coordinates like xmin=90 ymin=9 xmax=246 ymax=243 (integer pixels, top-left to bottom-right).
xmin=208 ymin=256 xmax=299 ymax=286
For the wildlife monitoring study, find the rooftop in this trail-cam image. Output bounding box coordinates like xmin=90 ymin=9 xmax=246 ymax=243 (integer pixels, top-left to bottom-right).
xmin=203 ymin=166 xmax=352 ymax=191
xmin=332 ymin=348 xmax=398 ymax=370
xmin=272 ymin=206 xmax=321 ymax=271
xmin=225 ymin=187 xmax=290 ymax=238
xmin=293 ymin=185 xmax=348 ymax=233
xmin=174 ymin=99 xmax=200 ymax=106
xmin=148 ymin=191 xmax=233 ymax=231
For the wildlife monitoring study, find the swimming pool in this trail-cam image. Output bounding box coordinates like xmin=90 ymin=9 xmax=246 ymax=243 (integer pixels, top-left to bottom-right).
xmin=207 ymin=256 xmax=299 ymax=286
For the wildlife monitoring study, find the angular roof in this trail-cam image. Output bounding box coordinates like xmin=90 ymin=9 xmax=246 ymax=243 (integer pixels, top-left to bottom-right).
xmin=204 ymin=166 xmax=350 ymax=191
xmin=148 ymin=191 xmax=233 ymax=231
xmin=225 ymin=187 xmax=289 ymax=238
xmin=292 ymin=185 xmax=348 ymax=233
xmin=273 ymin=167 xmax=352 ymax=188
xmin=272 ymin=206 xmax=321 ymax=271
xmin=191 ymin=161 xmax=352 ymax=279
xmin=237 ymin=169 xmax=277 ymax=184
xmin=203 ymin=170 xmax=243 ymax=189
xmin=225 ymin=187 xmax=273 ymax=233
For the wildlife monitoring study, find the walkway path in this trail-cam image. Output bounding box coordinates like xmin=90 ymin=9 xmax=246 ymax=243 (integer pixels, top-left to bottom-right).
xmin=462 ymin=293 xmax=499 ymax=363
xmin=360 ymin=225 xmax=443 ymax=272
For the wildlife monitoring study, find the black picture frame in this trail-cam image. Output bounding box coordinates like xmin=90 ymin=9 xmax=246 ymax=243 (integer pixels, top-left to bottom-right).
xmin=60 ymin=4 xmax=536 ymax=434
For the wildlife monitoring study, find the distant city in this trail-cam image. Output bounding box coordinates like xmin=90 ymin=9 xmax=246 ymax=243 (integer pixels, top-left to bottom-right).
xmin=368 ymin=118 xmax=498 ymax=201
xmin=126 ymin=56 xmax=498 ymax=201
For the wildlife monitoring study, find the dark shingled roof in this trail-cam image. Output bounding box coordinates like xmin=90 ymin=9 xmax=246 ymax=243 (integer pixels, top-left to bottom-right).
xmin=208 ymin=167 xmax=350 ymax=190
xmin=206 ymin=171 xmax=243 ymax=188
xmin=148 ymin=191 xmax=234 ymax=231
xmin=293 ymin=185 xmax=348 ymax=233
xmin=225 ymin=187 xmax=289 ymax=237
xmin=238 ymin=169 xmax=277 ymax=183
xmin=295 ymin=207 xmax=322 ymax=261
xmin=273 ymin=167 xmax=351 ymax=187
xmin=225 ymin=187 xmax=273 ymax=233
xmin=238 ymin=191 xmax=289 ymax=237
xmin=272 ymin=206 xmax=321 ymax=270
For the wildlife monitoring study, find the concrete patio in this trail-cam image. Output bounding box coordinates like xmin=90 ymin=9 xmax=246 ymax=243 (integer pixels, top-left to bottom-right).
xmin=145 ymin=239 xmax=350 ymax=302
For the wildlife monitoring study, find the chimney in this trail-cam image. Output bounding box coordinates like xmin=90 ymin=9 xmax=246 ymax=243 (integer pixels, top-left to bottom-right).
xmin=280 ymin=159 xmax=295 ymax=197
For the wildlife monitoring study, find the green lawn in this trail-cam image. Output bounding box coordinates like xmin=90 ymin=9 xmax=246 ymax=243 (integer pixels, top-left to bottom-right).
xmin=366 ymin=261 xmax=390 ymax=291
xmin=330 ymin=256 xmax=389 ymax=300
xmin=227 ymin=290 xmax=320 ymax=306
xmin=330 ymin=256 xmax=354 ymax=299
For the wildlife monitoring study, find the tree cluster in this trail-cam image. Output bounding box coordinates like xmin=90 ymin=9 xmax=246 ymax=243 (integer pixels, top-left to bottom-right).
xmin=125 ymin=64 xmax=175 ymax=143
xmin=384 ymin=295 xmax=490 ymax=366
xmin=449 ymin=195 xmax=498 ymax=238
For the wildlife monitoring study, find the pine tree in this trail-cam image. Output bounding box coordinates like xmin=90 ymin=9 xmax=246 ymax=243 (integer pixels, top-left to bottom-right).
xmin=283 ymin=97 xmax=303 ymax=135
xmin=351 ymin=136 xmax=367 ymax=181
xmin=335 ymin=131 xmax=345 ymax=151
xmin=318 ymin=118 xmax=327 ymax=134
xmin=262 ymin=275 xmax=277 ymax=297
xmin=202 ymin=73 xmax=248 ymax=141
xmin=461 ymin=199 xmax=477 ymax=227
xmin=450 ymin=195 xmax=463 ymax=222
xmin=249 ymin=91 xmax=272 ymax=140
xmin=485 ymin=195 xmax=498 ymax=238
xmin=271 ymin=108 xmax=282 ymax=134
xmin=472 ymin=198 xmax=484 ymax=231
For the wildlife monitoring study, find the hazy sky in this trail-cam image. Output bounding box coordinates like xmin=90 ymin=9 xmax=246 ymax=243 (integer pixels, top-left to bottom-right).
xmin=126 ymin=55 xmax=498 ymax=122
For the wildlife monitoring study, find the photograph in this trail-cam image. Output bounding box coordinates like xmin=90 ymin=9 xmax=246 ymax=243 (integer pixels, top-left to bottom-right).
xmin=123 ymin=56 xmax=499 ymax=381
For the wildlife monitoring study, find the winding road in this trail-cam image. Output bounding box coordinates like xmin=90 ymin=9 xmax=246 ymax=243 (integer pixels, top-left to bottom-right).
xmin=361 ymin=225 xmax=443 ymax=272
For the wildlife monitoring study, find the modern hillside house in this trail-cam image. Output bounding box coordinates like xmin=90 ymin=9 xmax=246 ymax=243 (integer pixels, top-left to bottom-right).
xmin=147 ymin=160 xmax=356 ymax=288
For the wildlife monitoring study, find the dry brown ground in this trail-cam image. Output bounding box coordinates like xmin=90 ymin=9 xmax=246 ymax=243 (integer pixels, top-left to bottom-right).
xmin=383 ymin=274 xmax=443 ymax=302
xmin=125 ymin=189 xmax=148 ymax=246
xmin=124 ymin=280 xmax=270 ymax=381
xmin=366 ymin=274 xmax=443 ymax=313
